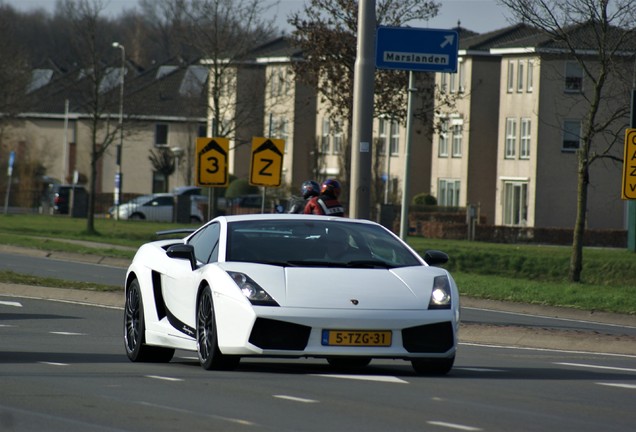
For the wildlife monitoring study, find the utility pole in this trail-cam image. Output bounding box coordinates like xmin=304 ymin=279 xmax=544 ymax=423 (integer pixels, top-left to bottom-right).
xmin=112 ymin=42 xmax=125 ymax=220
xmin=349 ymin=0 xmax=376 ymax=219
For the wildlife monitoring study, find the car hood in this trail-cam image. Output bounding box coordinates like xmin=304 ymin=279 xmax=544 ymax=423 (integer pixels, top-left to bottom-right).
xmin=218 ymin=263 xmax=445 ymax=310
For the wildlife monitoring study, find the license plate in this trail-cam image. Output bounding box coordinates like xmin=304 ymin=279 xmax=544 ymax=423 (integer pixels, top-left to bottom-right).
xmin=321 ymin=330 xmax=392 ymax=347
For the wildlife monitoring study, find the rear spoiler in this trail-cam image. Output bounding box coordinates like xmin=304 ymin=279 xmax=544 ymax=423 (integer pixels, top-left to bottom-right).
xmin=156 ymin=228 xmax=196 ymax=237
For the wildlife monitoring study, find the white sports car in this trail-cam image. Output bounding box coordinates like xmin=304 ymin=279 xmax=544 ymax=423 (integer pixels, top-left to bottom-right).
xmin=124 ymin=214 xmax=460 ymax=375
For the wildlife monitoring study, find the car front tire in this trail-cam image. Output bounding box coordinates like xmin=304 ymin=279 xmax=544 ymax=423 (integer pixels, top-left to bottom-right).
xmin=196 ymin=286 xmax=240 ymax=370
xmin=411 ymin=355 xmax=455 ymax=376
xmin=124 ymin=279 xmax=174 ymax=363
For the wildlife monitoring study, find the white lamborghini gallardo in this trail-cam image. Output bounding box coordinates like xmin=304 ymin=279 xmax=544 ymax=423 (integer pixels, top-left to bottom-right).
xmin=124 ymin=214 xmax=460 ymax=375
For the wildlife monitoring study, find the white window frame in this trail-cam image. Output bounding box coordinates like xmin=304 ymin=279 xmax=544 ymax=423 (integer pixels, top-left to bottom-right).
xmin=451 ymin=121 xmax=463 ymax=157
xmin=562 ymin=119 xmax=581 ymax=151
xmin=438 ymin=119 xmax=449 ymax=157
xmin=520 ymin=118 xmax=531 ymax=159
xmin=438 ymin=179 xmax=461 ymax=207
xmin=320 ymin=118 xmax=330 ymax=153
xmin=155 ymin=123 xmax=169 ymax=147
xmin=449 ymin=71 xmax=457 ymax=93
xmin=332 ymin=120 xmax=343 ymax=154
xmin=527 ymin=60 xmax=534 ymax=92
xmin=517 ymin=60 xmax=524 ymax=92
xmin=378 ymin=118 xmax=387 ymax=155
xmin=440 ymin=73 xmax=448 ymax=93
xmin=503 ymin=180 xmax=528 ymax=226
xmin=389 ymin=120 xmax=400 ymax=155
xmin=505 ymin=118 xmax=517 ymax=158
xmin=565 ymin=61 xmax=583 ymax=92
xmin=507 ymin=60 xmax=514 ymax=92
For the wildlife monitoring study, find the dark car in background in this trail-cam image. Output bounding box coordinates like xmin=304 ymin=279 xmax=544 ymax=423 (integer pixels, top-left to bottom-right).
xmin=50 ymin=184 xmax=88 ymax=217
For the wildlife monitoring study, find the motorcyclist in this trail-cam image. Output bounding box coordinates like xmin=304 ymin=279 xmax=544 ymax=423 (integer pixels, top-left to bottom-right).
xmin=288 ymin=180 xmax=320 ymax=213
xmin=303 ymin=178 xmax=344 ymax=217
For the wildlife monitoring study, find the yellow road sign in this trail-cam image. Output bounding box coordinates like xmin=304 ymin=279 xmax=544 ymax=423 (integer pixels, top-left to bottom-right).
xmin=622 ymin=128 xmax=636 ymax=200
xmin=196 ymin=137 xmax=229 ymax=187
xmin=250 ymin=137 xmax=285 ymax=187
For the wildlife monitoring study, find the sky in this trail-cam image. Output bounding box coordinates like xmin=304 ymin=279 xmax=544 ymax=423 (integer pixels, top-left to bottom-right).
xmin=7 ymin=0 xmax=513 ymax=35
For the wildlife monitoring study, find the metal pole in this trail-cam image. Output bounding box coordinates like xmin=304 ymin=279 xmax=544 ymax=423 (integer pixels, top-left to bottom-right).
xmin=112 ymin=42 xmax=125 ymax=220
xmin=349 ymin=0 xmax=376 ymax=219
xmin=399 ymin=71 xmax=417 ymax=239
xmin=628 ymin=86 xmax=636 ymax=251
xmin=62 ymin=99 xmax=69 ymax=182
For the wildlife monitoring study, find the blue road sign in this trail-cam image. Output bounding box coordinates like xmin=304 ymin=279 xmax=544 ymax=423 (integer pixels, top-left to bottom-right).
xmin=376 ymin=26 xmax=458 ymax=73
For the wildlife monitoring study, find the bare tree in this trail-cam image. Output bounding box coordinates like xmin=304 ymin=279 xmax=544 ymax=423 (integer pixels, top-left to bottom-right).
xmin=59 ymin=0 xmax=124 ymax=234
xmin=148 ymin=147 xmax=176 ymax=192
xmin=499 ymin=0 xmax=636 ymax=282
xmin=288 ymin=0 xmax=440 ymax=202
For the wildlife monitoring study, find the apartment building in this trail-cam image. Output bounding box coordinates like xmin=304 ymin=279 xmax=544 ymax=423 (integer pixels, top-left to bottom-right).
xmin=434 ymin=23 xmax=632 ymax=230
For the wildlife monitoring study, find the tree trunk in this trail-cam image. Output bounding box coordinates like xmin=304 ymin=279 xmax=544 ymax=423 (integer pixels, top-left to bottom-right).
xmin=569 ymin=152 xmax=589 ymax=282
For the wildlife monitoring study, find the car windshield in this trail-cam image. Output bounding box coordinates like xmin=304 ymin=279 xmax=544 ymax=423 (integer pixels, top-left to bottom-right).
xmin=226 ymin=220 xmax=422 ymax=268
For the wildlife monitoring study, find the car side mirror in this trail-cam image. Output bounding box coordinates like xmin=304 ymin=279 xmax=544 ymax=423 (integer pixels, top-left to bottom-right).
xmin=166 ymin=244 xmax=197 ymax=270
xmin=423 ymin=249 xmax=449 ymax=266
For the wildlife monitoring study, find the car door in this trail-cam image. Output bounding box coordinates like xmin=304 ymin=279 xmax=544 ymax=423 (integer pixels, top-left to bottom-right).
xmin=142 ymin=195 xmax=174 ymax=222
xmin=161 ymin=223 xmax=221 ymax=333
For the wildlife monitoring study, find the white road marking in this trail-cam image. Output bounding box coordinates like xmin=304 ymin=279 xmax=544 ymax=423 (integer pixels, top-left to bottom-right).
xmin=555 ymin=362 xmax=636 ymax=373
xmin=455 ymin=367 xmax=505 ymax=372
xmin=597 ymin=382 xmax=636 ymax=389
xmin=0 ymin=324 xmax=15 ymax=327
xmin=461 ymin=342 xmax=636 ymax=359
xmin=137 ymin=401 xmax=256 ymax=426
xmin=427 ymin=420 xmax=483 ymax=431
xmin=145 ymin=375 xmax=183 ymax=382
xmin=39 ymin=362 xmax=69 ymax=366
xmin=463 ymin=306 xmax=636 ymax=329
xmin=314 ymin=374 xmax=408 ymax=384
xmin=273 ymin=395 xmax=319 ymax=403
xmin=50 ymin=331 xmax=86 ymax=336
xmin=0 ymin=300 xmax=22 ymax=307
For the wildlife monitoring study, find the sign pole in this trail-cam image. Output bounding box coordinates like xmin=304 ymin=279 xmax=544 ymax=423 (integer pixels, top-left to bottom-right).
xmin=628 ymin=88 xmax=636 ymax=251
xmin=399 ymin=72 xmax=416 ymax=239
xmin=349 ymin=0 xmax=376 ymax=219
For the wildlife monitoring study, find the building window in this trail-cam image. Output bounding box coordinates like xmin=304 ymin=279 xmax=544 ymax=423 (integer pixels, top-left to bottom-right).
xmin=507 ymin=60 xmax=514 ymax=92
xmin=562 ymin=120 xmax=581 ymax=151
xmin=438 ymin=119 xmax=449 ymax=157
xmin=390 ymin=120 xmax=400 ymax=155
xmin=565 ymin=61 xmax=583 ymax=92
xmin=458 ymin=60 xmax=465 ymax=93
xmin=520 ymin=118 xmax=531 ymax=159
xmin=198 ymin=123 xmax=207 ymax=137
xmin=155 ymin=124 xmax=168 ymax=147
xmin=378 ymin=119 xmax=387 ymax=155
xmin=503 ymin=181 xmax=528 ymax=226
xmin=517 ymin=60 xmax=524 ymax=92
xmin=449 ymin=71 xmax=456 ymax=93
xmin=152 ymin=171 xmax=168 ymax=193
xmin=440 ymin=73 xmax=448 ymax=93
xmin=438 ymin=179 xmax=461 ymax=207
xmin=451 ymin=122 xmax=463 ymax=157
xmin=333 ymin=120 xmax=343 ymax=154
xmin=320 ymin=118 xmax=330 ymax=153
xmin=505 ymin=118 xmax=517 ymax=158
xmin=527 ymin=60 xmax=534 ymax=92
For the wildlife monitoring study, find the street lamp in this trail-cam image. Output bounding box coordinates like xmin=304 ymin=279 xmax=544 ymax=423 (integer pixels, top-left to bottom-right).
xmin=112 ymin=42 xmax=125 ymax=220
xmin=171 ymin=146 xmax=184 ymax=188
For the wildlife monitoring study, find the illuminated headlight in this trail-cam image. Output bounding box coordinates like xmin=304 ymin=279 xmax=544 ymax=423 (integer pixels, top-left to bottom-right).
xmin=227 ymin=271 xmax=279 ymax=306
xmin=428 ymin=275 xmax=452 ymax=309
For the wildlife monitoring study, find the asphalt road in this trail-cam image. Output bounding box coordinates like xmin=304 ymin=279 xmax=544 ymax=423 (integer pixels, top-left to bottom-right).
xmin=1 ymin=296 xmax=635 ymax=431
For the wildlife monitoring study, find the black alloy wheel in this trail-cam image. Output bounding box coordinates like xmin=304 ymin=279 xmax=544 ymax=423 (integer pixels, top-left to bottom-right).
xmin=196 ymin=286 xmax=240 ymax=370
xmin=124 ymin=279 xmax=174 ymax=362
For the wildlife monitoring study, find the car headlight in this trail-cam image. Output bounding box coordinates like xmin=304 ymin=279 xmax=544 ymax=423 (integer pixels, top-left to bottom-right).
xmin=428 ymin=275 xmax=452 ymax=309
xmin=227 ymin=271 xmax=279 ymax=306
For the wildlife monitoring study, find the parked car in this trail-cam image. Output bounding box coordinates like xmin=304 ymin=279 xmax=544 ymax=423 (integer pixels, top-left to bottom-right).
xmin=123 ymin=214 xmax=459 ymax=374
xmin=50 ymin=184 xmax=88 ymax=216
xmin=110 ymin=193 xmax=204 ymax=223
